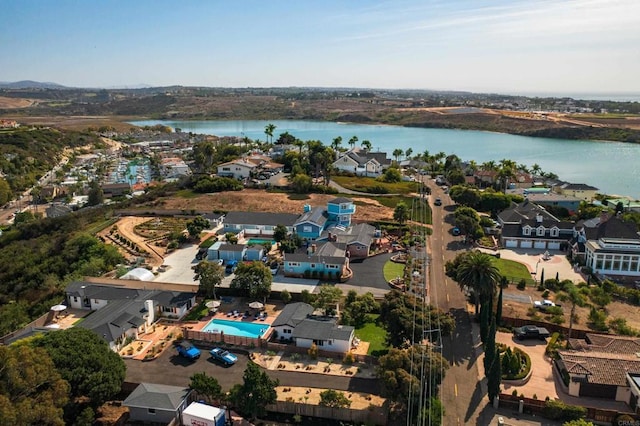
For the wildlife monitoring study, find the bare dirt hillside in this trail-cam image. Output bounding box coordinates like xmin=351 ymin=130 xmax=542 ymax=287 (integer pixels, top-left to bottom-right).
xmin=157 ymin=189 xmax=394 ymax=223
xmin=0 ymin=96 xmax=34 ymax=109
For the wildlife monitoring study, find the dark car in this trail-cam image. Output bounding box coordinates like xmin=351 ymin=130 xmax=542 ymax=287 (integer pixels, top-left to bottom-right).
xmin=434 ymin=198 xmax=442 ymax=206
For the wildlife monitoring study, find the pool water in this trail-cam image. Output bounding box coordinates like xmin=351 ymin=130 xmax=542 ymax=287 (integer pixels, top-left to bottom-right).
xmin=247 ymin=238 xmax=275 ymax=245
xmin=202 ymin=319 xmax=268 ymax=338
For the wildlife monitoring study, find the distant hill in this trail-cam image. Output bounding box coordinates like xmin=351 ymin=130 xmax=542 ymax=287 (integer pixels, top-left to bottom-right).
xmin=0 ymin=80 xmax=68 ymax=89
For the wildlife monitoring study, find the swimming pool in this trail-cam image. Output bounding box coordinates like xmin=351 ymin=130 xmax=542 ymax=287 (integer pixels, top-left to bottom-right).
xmin=202 ymin=319 xmax=268 ymax=338
xmin=247 ymin=238 xmax=275 ymax=245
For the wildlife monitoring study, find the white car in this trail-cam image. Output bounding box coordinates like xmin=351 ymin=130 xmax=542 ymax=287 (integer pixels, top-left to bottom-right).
xmin=534 ymin=299 xmax=556 ymax=309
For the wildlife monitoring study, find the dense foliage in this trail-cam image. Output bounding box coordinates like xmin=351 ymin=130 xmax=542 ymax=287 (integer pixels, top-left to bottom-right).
xmin=0 ymin=211 xmax=124 ymax=336
xmin=229 ymin=362 xmax=278 ymax=420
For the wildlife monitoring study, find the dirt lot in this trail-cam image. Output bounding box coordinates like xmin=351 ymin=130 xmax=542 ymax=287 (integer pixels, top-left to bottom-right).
xmin=0 ymin=96 xmax=34 ymax=109
xmin=157 ymin=189 xmax=395 ymax=223
xmin=97 ymin=216 xmax=167 ymax=268
xmin=501 ymin=285 xmax=640 ymax=331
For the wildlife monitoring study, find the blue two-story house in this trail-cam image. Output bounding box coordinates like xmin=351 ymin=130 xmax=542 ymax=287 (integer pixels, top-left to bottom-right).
xmin=327 ymin=197 xmax=355 ymax=227
xmin=293 ymin=198 xmax=356 ymax=240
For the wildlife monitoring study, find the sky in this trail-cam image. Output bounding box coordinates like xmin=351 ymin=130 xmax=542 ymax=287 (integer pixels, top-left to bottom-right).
xmin=1 ymin=0 xmax=639 ymax=96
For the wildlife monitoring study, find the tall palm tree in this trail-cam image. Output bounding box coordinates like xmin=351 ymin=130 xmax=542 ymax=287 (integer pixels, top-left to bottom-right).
xmin=531 ymin=163 xmax=542 ymax=176
xmin=392 ymin=148 xmax=404 ymax=163
xmin=455 ymin=251 xmax=502 ymax=315
xmin=331 ymin=136 xmax=342 ymax=151
xmin=293 ymin=139 xmax=304 ymax=154
xmin=264 ymin=124 xmax=276 ymax=144
xmin=348 ymin=136 xmax=358 ymax=151
xmin=405 ymin=147 xmax=413 ymax=159
xmin=361 ymin=139 xmax=372 ymax=152
xmin=557 ymin=284 xmax=586 ymax=342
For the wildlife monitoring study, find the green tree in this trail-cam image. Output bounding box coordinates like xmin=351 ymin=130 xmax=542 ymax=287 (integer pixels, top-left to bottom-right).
xmin=186 ymin=216 xmax=210 ymax=238
xmin=189 ymin=372 xmax=222 ymax=404
xmin=342 ymin=292 xmax=378 ymax=327
xmin=264 ymin=123 xmax=276 ymax=144
xmin=393 ymin=201 xmax=409 ymax=224
xmin=449 ymin=185 xmax=480 ymax=208
xmin=193 ymin=260 xmax=225 ymax=299
xmin=0 ymin=345 xmax=69 ymax=426
xmin=0 ymin=178 xmax=12 ymax=206
xmin=392 ymin=148 xmax=404 ymax=163
xmin=348 ymin=135 xmax=358 ymax=150
xmin=451 ymin=251 xmax=501 ymax=315
xmin=86 ymin=181 xmax=104 ymax=206
xmin=485 ymin=317 xmax=501 ymax=403
xmin=32 ymin=328 xmax=126 ymax=407
xmin=319 ymin=389 xmax=351 ymax=408
xmin=229 ymin=362 xmax=278 ymax=420
xmin=314 ymin=284 xmax=343 ymax=316
xmin=273 ymin=224 xmax=289 ymax=243
xmin=558 ymin=284 xmax=587 ymax=341
xmin=280 ymin=289 xmax=292 ymax=304
xmin=361 ymin=139 xmax=372 ymax=152
xmin=331 ymin=136 xmax=342 ymax=151
xmin=291 ymin=174 xmax=312 ymax=193
xmin=231 ymin=261 xmax=272 ymax=303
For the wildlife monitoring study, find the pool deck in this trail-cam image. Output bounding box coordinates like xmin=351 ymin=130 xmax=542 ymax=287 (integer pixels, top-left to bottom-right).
xmin=191 ymin=300 xmax=277 ymax=332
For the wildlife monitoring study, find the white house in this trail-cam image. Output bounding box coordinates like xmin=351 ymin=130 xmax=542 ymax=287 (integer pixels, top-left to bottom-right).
xmin=332 ymin=151 xmax=383 ymax=176
xmin=216 ymin=159 xmax=257 ymax=180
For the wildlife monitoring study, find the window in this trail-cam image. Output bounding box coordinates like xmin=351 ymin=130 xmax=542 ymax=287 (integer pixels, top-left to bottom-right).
xmin=148 ymin=409 xmax=156 ymax=415
xmin=284 ymin=329 xmax=291 ymax=334
xmin=522 ymin=226 xmax=531 ymax=236
xmin=287 ymin=262 xmax=300 ymax=267
xmin=550 ymin=227 xmax=559 ymax=237
xmin=303 ymin=226 xmax=312 ymax=233
xmin=310 ymin=264 xmax=316 ymax=268
xmin=536 ymin=226 xmax=545 ymax=236
xmin=222 ymin=167 xmax=230 ymax=171
xmin=73 ymin=296 xmax=78 ymax=302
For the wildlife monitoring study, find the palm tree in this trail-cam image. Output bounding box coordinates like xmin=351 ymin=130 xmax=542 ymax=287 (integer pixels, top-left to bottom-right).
xmin=392 ymin=148 xmax=404 ymax=163
xmin=293 ymin=139 xmax=304 ymax=154
xmin=557 ymin=284 xmax=586 ymax=342
xmin=331 ymin=136 xmax=342 ymax=151
xmin=361 ymin=139 xmax=372 ymax=152
xmin=405 ymin=147 xmax=413 ymax=159
xmin=482 ymin=160 xmax=497 ymax=171
xmin=348 ymin=136 xmax=358 ymax=151
xmin=455 ymin=251 xmax=502 ymax=315
xmin=531 ymin=163 xmax=542 ymax=176
xmin=264 ymin=123 xmax=276 ymax=144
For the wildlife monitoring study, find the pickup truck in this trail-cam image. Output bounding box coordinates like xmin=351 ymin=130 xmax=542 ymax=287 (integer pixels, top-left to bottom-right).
xmin=175 ymin=340 xmax=201 ymax=360
xmin=513 ymin=325 xmax=551 ymax=341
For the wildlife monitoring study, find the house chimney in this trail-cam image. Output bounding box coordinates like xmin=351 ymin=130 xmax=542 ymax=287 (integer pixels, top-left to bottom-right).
xmin=303 ymin=204 xmax=311 ymax=213
xmin=536 ymin=214 xmax=543 ymax=223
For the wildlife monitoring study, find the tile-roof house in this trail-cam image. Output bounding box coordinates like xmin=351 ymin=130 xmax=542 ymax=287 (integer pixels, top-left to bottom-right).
xmin=271 ymin=302 xmax=354 ymax=353
xmin=124 ymin=383 xmax=193 ymax=425
xmin=557 ymin=334 xmax=640 ymax=402
xmin=498 ymin=199 xmax=574 ymax=250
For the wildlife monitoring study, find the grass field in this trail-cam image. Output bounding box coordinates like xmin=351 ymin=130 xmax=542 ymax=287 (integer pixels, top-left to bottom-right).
xmin=491 ymin=258 xmax=535 ymax=285
xmin=333 ymin=175 xmax=417 ymax=195
xmin=355 ymin=315 xmax=388 ymax=356
xmin=383 ymin=260 xmax=405 ymax=282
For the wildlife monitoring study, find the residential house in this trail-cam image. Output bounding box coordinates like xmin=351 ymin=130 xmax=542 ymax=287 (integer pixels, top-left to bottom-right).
xmin=524 ymin=192 xmax=582 ymax=214
xmin=244 ymin=244 xmax=265 ymax=261
xmin=223 ymin=211 xmax=298 ymax=236
xmin=605 ymin=198 xmax=640 ymax=214
xmin=555 ymin=183 xmax=599 ymax=201
xmin=45 ymin=203 xmax=72 ymax=218
xmin=556 ymin=334 xmax=640 ymax=402
xmin=101 ymin=182 xmax=131 ymax=198
xmin=216 ymin=243 xmax=247 ymax=262
xmin=246 ymin=154 xmax=284 ymax=174
xmin=333 ymin=223 xmax=378 ymax=258
xmin=161 ymin=157 xmax=191 ymax=180
xmin=216 ymin=159 xmax=257 ymax=180
xmin=65 ymin=281 xmax=196 ymax=350
xmin=332 ymin=150 xmax=391 ymax=177
xmin=271 ymin=302 xmax=354 ymax=353
xmin=497 ymin=199 xmax=574 ymax=250
xmin=294 ymin=205 xmax=328 ymax=239
xmin=582 ymin=215 xmax=640 ymax=278
xmin=327 ymin=197 xmax=356 ymax=228
xmin=511 ymin=172 xmax=534 ymax=189
xmin=203 ymin=212 xmax=225 ymax=228
xmin=474 ymin=170 xmax=499 ymax=187
xmin=124 ymin=383 xmax=192 ymax=425
xmin=283 ymin=242 xmax=348 ymax=280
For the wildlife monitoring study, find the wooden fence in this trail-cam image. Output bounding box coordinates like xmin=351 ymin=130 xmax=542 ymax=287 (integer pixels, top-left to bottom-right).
xmin=266 ymin=400 xmax=388 ymax=425
xmin=183 ymin=328 xmax=272 ymax=349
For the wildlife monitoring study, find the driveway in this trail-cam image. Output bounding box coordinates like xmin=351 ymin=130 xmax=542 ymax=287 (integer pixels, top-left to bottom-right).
xmin=154 ymin=243 xmax=200 ymax=285
xmin=125 ymin=344 xmax=377 ymax=394
xmin=344 ymin=252 xmax=393 ymax=295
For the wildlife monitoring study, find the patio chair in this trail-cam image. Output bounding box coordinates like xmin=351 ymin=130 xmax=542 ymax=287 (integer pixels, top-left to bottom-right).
xmin=226 ymin=311 xmax=233 ymax=317
xmin=259 ymin=313 xmax=267 ymax=321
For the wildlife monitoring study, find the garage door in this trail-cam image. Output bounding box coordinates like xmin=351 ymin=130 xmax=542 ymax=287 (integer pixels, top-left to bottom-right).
xmin=534 ymin=241 xmax=546 ymax=249
xmin=505 ymin=240 xmax=518 ymax=248
xmin=579 ymin=383 xmax=617 ymax=399
xmin=520 ymin=241 xmax=533 ymax=249
xmin=548 ymin=242 xmax=561 ymax=250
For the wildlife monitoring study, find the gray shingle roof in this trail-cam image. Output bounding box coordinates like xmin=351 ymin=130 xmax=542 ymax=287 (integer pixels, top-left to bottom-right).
xmin=294 ymin=206 xmax=328 ymax=227
xmin=219 ymin=243 xmax=246 ymax=252
xmin=291 ymin=318 xmax=354 ymax=342
xmin=335 ymin=223 xmax=376 ymax=247
xmin=271 ymin=302 xmax=315 ymax=328
xmin=285 ymin=242 xmax=347 ymax=265
xmin=124 ymin=383 xmax=191 ymax=411
xmin=328 ymin=197 xmax=353 ymax=205
xmin=224 ymin=211 xmax=299 ymax=226
xmin=561 ymin=183 xmax=599 ymax=191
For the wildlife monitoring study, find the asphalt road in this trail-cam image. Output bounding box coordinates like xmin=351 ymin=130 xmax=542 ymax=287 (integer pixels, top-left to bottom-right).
xmin=125 ymin=344 xmax=379 ymax=394
xmin=347 ymin=252 xmax=393 ymax=291
xmin=424 ymin=179 xmax=488 ymax=425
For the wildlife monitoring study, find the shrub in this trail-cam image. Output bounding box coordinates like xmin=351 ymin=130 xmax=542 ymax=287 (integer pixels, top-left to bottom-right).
xmin=343 ymin=351 xmax=356 ymax=365
xmin=542 ymin=400 xmax=587 ymax=421
xmin=308 ymin=343 xmax=318 ymax=359
xmin=517 ymin=279 xmax=527 ymax=290
xmin=545 ymin=332 xmax=562 ymax=359
xmin=542 ymin=290 xmax=550 ymax=298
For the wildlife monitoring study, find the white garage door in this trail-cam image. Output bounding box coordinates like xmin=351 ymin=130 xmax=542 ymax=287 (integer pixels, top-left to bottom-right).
xmin=548 ymin=242 xmax=561 ymax=250
xmin=534 ymin=241 xmax=547 ymax=249
xmin=520 ymin=241 xmax=533 ymax=249
xmin=505 ymin=240 xmax=518 ymax=248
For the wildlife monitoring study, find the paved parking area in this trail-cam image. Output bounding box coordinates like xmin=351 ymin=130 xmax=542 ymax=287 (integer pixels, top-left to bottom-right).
xmin=154 ymin=243 xmax=200 ymax=285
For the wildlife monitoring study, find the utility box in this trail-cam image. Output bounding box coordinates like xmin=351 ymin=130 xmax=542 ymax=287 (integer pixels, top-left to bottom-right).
xmin=182 ymin=402 xmax=225 ymax=426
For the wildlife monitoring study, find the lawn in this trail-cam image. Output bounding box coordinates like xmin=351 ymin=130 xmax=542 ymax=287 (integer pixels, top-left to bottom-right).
xmin=383 ymin=260 xmax=405 ymax=282
xmin=183 ymin=301 xmax=209 ymax=321
xmin=333 ymin=175 xmax=417 ymax=195
xmin=355 ymin=315 xmax=388 ymax=356
xmin=491 ymin=258 xmax=535 ymax=285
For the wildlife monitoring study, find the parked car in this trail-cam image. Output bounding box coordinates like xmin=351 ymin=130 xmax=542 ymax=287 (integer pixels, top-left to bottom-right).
xmin=534 ymin=299 xmax=556 ymax=310
xmin=452 ymin=227 xmax=461 ymax=236
xmin=175 ymin=340 xmax=201 ymax=360
xmin=269 ymin=262 xmax=279 ymax=275
xmin=513 ymin=325 xmax=550 ymax=341
xmin=225 ymin=260 xmax=238 ymax=274
xmin=209 ymin=347 xmax=238 ymax=366
xmin=434 ymin=198 xmax=442 ymax=206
